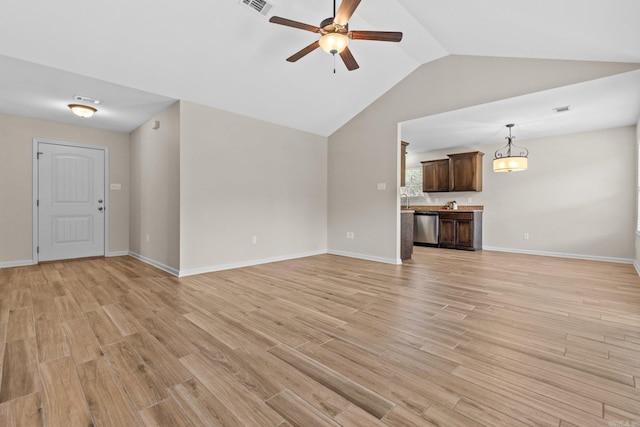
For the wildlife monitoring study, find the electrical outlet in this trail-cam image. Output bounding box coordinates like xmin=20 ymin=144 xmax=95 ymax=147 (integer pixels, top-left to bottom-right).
xmin=146 ymin=234 xmax=150 ymax=242
xmin=435 ymin=198 xmax=439 ymax=204
xmin=346 ymin=232 xmax=355 ymax=239
xmin=467 ymin=197 xmax=472 ymax=204
xmin=252 ymin=236 xmax=257 ymax=244
xmin=523 ymin=233 xmax=529 ymax=240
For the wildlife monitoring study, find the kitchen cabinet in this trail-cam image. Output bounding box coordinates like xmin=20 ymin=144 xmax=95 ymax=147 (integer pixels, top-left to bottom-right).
xmin=401 ymin=210 xmax=414 ymax=260
xmin=421 ymin=159 xmax=449 ymax=192
xmin=448 ymin=151 xmax=484 ymax=192
xmin=401 ymin=141 xmax=409 ymax=187
xmin=439 ymin=211 xmax=482 ymax=250
xmin=421 ymin=151 xmax=483 ymax=193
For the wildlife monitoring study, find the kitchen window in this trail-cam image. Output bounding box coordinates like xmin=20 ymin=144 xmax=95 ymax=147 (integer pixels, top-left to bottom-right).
xmin=404 ymin=166 xmax=423 ymax=197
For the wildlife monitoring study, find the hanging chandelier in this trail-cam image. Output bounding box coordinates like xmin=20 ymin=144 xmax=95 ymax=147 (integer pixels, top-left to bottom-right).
xmin=493 ymin=123 xmax=528 ymax=172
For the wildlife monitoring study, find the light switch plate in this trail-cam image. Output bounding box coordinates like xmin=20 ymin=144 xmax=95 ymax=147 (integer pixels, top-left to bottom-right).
xmin=110 ymin=183 xmax=121 ymax=191
xmin=376 ymin=183 xmax=386 ymax=190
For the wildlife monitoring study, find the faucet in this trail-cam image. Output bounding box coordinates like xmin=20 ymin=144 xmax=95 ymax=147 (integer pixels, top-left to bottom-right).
xmin=400 ymin=194 xmax=409 ymax=209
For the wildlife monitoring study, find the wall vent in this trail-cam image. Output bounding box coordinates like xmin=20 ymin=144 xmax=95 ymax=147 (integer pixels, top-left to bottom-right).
xmin=239 ymin=0 xmax=273 ymax=17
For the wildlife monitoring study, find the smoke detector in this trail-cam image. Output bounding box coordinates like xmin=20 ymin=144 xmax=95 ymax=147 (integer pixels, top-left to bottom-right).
xmin=73 ymin=95 xmax=100 ymax=105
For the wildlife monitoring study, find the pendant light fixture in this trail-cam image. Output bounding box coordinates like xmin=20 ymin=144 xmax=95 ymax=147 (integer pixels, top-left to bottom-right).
xmin=493 ymin=123 xmax=528 ymax=172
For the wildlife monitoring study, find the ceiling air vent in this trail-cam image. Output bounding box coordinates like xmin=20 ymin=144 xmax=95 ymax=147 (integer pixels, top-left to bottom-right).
xmin=553 ymin=105 xmax=571 ymax=113
xmin=239 ymin=0 xmax=273 ymax=17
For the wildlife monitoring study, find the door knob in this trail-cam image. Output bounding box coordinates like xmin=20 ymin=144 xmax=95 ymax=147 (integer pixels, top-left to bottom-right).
xmin=98 ymin=199 xmax=103 ymax=203
xmin=98 ymin=207 xmax=103 ymax=211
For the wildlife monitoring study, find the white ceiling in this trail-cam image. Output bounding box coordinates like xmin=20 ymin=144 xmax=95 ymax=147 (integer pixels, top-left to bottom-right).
xmin=0 ymin=0 xmax=639 ymax=136
xmin=401 ymin=70 xmax=640 ymax=153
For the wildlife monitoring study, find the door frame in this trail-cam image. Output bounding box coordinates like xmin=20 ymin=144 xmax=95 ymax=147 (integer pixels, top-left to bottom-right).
xmin=32 ymin=138 xmax=110 ymax=264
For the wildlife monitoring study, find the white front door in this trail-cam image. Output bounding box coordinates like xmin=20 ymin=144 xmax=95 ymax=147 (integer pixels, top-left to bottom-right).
xmin=37 ymin=142 xmax=106 ymax=262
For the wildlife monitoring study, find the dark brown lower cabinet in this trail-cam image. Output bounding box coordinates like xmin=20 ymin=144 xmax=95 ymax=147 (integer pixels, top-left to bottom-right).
xmin=438 ymin=211 xmax=482 ymax=250
xmin=401 ymin=211 xmax=414 ymax=260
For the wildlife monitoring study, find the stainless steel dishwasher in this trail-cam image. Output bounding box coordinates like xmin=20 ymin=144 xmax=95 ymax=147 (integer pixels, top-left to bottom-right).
xmin=414 ymin=212 xmax=439 ymax=246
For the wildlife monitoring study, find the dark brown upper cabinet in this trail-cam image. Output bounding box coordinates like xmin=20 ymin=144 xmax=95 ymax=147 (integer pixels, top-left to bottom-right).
xmin=448 ymin=151 xmax=484 ymax=192
xmin=401 ymin=141 xmax=409 ymax=187
xmin=421 ymin=159 xmax=450 ymax=192
xmin=422 ymin=151 xmax=483 ymax=193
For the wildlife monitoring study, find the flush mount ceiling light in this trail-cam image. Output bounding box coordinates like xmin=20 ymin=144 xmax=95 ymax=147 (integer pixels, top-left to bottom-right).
xmin=493 ymin=123 xmax=529 ymax=173
xmin=68 ymin=104 xmax=97 ymax=118
xmin=68 ymin=95 xmax=100 ymax=118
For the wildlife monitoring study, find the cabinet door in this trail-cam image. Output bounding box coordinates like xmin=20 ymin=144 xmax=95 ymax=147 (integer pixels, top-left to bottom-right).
xmin=401 ymin=212 xmax=414 ymax=260
xmin=435 ymin=160 xmax=450 ymax=191
xmin=439 ymin=218 xmax=456 ymax=247
xmin=449 ymin=152 xmax=483 ymax=192
xmin=455 ymin=219 xmax=474 ymax=248
xmin=422 ymin=159 xmax=449 ymax=192
xmin=401 ymin=141 xmax=409 ymax=187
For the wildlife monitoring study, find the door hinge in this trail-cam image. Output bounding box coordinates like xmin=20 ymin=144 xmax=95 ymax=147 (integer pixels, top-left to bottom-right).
xmin=37 ymin=200 xmax=39 ymax=207
xmin=37 ymin=246 xmax=39 ymax=254
xmin=37 ymin=152 xmax=43 ymax=159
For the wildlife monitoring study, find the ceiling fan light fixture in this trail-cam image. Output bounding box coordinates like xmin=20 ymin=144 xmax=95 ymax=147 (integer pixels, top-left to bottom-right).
xmin=68 ymin=104 xmax=97 ymax=118
xmin=319 ymin=32 xmax=349 ymax=54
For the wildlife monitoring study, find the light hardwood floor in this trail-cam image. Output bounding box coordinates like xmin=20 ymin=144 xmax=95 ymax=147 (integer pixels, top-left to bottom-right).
xmin=1 ymin=248 xmax=640 ymax=426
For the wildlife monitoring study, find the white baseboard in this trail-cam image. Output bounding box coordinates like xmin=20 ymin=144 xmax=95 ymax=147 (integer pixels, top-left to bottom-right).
xmin=128 ymin=252 xmax=180 ymax=277
xmin=107 ymin=251 xmax=129 ymax=257
xmin=179 ymin=250 xmax=327 ymax=277
xmin=327 ymin=249 xmax=401 ymax=265
xmin=483 ymin=246 xmax=635 ymax=265
xmin=0 ymin=259 xmax=35 ymax=269
xmin=634 ymin=260 xmax=640 ymax=276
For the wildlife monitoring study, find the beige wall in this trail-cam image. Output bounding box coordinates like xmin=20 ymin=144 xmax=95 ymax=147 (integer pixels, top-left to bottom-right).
xmin=407 ymin=126 xmax=636 ymax=260
xmin=179 ymin=101 xmax=327 ymax=274
xmin=0 ymin=113 xmax=130 ymax=265
xmin=129 ymin=102 xmax=180 ymax=271
xmin=328 ymin=55 xmax=640 ymax=262
xmin=636 ymin=118 xmax=640 ymax=270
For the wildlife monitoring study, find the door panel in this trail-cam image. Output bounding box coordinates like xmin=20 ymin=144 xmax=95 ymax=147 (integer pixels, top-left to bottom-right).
xmin=38 ymin=143 xmax=105 ymax=261
xmin=456 ymin=220 xmax=473 ymax=247
xmin=438 ymin=218 xmax=455 ymax=247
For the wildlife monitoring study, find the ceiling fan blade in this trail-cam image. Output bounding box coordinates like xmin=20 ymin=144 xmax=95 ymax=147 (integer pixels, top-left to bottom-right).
xmin=269 ymin=16 xmax=320 ymax=33
xmin=349 ymin=30 xmax=403 ymax=42
xmin=334 ymin=0 xmax=361 ymax=26
xmin=286 ymin=40 xmax=321 ymax=62
xmin=339 ymin=46 xmax=360 ymax=71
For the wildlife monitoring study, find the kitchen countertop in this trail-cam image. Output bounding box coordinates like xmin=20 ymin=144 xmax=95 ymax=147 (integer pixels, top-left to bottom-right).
xmin=404 ymin=205 xmax=484 ymax=212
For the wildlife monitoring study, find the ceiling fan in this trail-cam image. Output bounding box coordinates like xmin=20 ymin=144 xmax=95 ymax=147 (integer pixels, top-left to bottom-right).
xmin=269 ymin=0 xmax=403 ymax=71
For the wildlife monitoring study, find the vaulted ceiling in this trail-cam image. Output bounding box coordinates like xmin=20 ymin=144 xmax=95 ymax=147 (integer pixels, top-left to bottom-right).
xmin=1 ymin=0 xmax=639 ymax=136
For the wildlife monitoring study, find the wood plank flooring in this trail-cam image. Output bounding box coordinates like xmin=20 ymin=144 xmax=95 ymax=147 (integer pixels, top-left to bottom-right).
xmin=1 ymin=248 xmax=640 ymax=426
